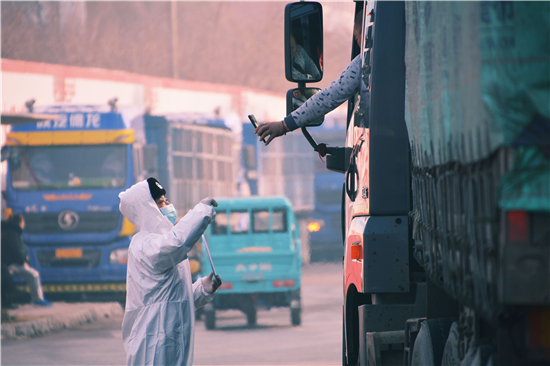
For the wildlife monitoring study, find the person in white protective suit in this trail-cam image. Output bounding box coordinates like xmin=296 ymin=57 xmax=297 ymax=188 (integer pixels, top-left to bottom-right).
xmin=119 ymin=177 xmax=222 ymax=366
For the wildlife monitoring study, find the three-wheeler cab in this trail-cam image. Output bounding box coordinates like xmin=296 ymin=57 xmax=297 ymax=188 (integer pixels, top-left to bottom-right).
xmin=201 ymin=196 xmax=302 ymax=329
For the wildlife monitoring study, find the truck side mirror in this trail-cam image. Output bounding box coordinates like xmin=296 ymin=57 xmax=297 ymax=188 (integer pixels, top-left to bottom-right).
xmin=284 ymin=2 xmax=323 ymax=83
xmin=4 ymin=147 xmax=21 ymax=170
xmin=1 ymin=146 xmax=9 ymax=162
xmin=286 ymin=87 xmax=324 ymax=126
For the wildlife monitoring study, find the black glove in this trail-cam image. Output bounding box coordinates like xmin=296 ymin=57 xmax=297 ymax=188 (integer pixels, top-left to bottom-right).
xmin=213 ymin=274 xmax=222 ymax=291
xmin=202 ymin=272 xmax=222 ymax=293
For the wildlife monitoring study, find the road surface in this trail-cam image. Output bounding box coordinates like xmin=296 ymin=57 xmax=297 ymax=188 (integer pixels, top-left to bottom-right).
xmin=1 ymin=262 xmax=343 ymax=366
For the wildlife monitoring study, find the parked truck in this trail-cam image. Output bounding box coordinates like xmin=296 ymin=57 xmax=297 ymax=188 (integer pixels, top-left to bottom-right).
xmin=306 ymin=122 xmax=347 ymax=263
xmin=2 ymin=102 xmax=236 ymax=302
xmin=281 ymin=1 xmax=549 ymax=365
xmin=3 ymin=102 xmax=141 ymax=302
xmin=143 ymin=112 xmax=237 ymax=286
xmin=142 ymin=113 xmax=237 ymax=216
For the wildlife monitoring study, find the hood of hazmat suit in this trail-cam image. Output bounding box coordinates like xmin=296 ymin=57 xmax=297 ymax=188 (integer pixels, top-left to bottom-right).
xmin=119 ymin=180 xmax=215 ymax=366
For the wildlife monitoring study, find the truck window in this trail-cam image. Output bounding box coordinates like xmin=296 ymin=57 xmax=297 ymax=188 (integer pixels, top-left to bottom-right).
xmin=252 ymin=210 xmax=270 ymax=233
xmin=212 ymin=212 xmax=228 ymax=235
xmin=10 ymin=145 xmax=127 ymax=190
xmin=230 ymin=211 xmax=249 ymax=234
xmin=272 ymin=209 xmax=287 ymax=233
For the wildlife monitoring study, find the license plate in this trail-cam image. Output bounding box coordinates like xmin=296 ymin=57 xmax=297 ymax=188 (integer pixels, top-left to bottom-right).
xmin=55 ymin=248 xmax=83 ymax=259
xmin=242 ymin=273 xmax=265 ymax=282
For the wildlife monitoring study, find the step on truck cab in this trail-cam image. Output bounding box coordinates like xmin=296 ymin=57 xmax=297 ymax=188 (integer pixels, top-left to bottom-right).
xmin=201 ymin=196 xmax=302 ymax=329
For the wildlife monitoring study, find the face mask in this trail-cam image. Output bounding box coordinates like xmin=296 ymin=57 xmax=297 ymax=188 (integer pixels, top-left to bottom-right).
xmin=160 ymin=204 xmax=177 ymax=225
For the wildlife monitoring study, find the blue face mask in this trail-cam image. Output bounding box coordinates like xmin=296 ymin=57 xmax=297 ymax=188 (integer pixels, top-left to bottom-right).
xmin=160 ymin=204 xmax=177 ymax=225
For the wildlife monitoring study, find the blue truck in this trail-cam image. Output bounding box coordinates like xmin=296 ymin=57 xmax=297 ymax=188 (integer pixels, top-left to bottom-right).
xmin=3 ymin=103 xmax=139 ymax=302
xmin=142 ymin=112 xmax=237 ymax=287
xmin=3 ymin=103 xmax=237 ymax=303
xmin=306 ymin=123 xmax=346 ymax=262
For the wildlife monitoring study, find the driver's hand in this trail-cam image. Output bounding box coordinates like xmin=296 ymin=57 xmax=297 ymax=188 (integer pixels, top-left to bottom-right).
xmin=255 ymin=121 xmax=288 ymax=146
xmin=202 ymin=272 xmax=222 ymax=294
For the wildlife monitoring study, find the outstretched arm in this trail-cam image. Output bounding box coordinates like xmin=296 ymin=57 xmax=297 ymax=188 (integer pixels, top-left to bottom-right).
xmin=285 ymin=55 xmax=361 ymax=131
xmin=253 ymin=55 xmax=362 ymax=146
xmin=140 ymin=202 xmax=215 ymax=273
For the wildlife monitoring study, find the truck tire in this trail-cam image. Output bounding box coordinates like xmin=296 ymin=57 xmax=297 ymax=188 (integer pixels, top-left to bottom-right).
xmin=246 ymin=306 xmax=257 ymax=326
xmin=342 ymin=316 xmax=348 ymax=366
xmin=290 ymin=288 xmax=302 ymax=326
xmin=240 ymin=295 xmax=257 ymax=326
xmin=344 ymin=294 xmax=360 ymax=366
xmin=342 ymin=314 xmax=358 ymax=366
xmin=205 ymin=308 xmax=216 ymax=330
xmin=291 ymin=307 xmax=301 ymax=326
xmin=411 ymin=318 xmax=453 ymax=366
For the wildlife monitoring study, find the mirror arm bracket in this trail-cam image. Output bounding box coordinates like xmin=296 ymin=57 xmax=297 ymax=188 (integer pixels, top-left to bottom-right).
xmin=301 ymin=127 xmax=318 ymax=150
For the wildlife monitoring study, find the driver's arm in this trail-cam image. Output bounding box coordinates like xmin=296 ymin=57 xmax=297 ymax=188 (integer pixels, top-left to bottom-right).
xmin=284 ymin=55 xmax=362 ymax=131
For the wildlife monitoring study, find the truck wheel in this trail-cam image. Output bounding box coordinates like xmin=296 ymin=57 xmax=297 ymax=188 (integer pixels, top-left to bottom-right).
xmin=290 ymin=289 xmax=302 ymax=326
xmin=342 ymin=316 xmax=347 ymax=366
xmin=342 ymin=313 xmax=357 ymax=366
xmin=241 ymin=295 xmax=257 ymax=326
xmin=246 ymin=306 xmax=257 ymax=326
xmin=411 ymin=318 xmax=453 ymax=366
xmin=204 ymin=309 xmax=216 ymax=330
xmin=291 ymin=307 xmax=301 ymax=326
xmin=344 ymin=295 xmax=360 ymax=366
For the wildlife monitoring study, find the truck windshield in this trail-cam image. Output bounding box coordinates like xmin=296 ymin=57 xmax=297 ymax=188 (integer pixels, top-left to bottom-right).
xmin=9 ymin=145 xmax=127 ymax=190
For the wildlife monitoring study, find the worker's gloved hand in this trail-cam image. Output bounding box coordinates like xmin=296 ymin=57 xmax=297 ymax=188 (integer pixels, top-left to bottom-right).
xmin=200 ymin=197 xmax=218 ymax=207
xmin=202 ymin=272 xmax=222 ymax=294
xmin=255 ymin=121 xmax=288 ymax=146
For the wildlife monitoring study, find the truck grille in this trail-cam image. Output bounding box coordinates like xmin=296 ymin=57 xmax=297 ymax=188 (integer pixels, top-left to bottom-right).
xmin=24 ymin=212 xmax=120 ymax=234
xmin=36 ymin=249 xmax=102 ymax=268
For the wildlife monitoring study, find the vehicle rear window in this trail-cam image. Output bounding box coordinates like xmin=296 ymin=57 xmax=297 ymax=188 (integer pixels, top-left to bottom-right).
xmin=272 ymin=209 xmax=287 ymax=232
xmin=252 ymin=210 xmax=269 ymax=233
xmin=230 ymin=211 xmax=249 ymax=234
xmin=212 ymin=212 xmax=228 ymax=235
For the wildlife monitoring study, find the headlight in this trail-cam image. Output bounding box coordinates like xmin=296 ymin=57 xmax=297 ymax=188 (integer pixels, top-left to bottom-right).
xmin=109 ymin=248 xmax=128 ymax=264
xmin=307 ymin=220 xmax=323 ymax=232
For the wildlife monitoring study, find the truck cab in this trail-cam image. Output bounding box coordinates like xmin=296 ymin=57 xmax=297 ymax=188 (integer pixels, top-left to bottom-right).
xmin=3 ymin=104 xmax=140 ymax=302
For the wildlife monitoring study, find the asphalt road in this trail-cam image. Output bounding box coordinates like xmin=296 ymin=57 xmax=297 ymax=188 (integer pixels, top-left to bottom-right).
xmin=1 ymin=262 xmax=343 ymax=366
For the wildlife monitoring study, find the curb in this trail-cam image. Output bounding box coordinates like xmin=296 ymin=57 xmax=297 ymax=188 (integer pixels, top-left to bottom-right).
xmin=1 ymin=302 xmax=124 ymax=340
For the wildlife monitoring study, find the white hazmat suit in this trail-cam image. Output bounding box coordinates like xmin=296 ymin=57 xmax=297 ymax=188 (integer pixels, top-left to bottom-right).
xmin=119 ymin=180 xmax=216 ymax=366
